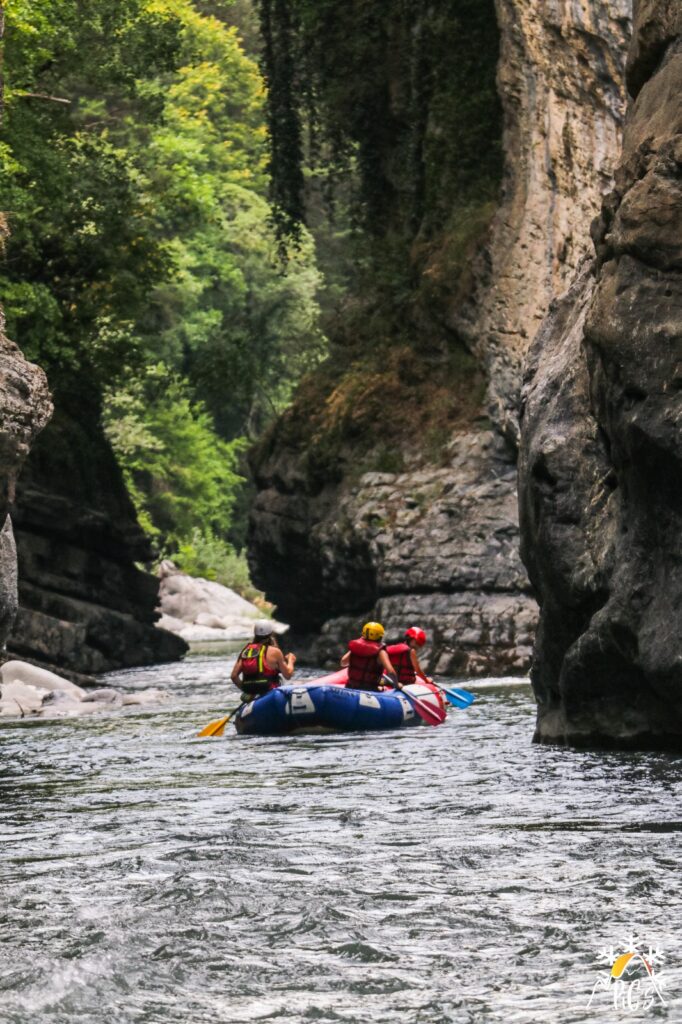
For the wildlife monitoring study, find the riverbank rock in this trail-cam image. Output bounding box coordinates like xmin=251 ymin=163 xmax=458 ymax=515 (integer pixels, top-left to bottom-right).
xmin=248 ymin=3 xmax=631 ymax=678
xmin=518 ymin=3 xmax=682 ymax=749
xmin=0 ymin=659 xmax=166 ymax=718
xmin=156 ymin=561 xmax=287 ymax=643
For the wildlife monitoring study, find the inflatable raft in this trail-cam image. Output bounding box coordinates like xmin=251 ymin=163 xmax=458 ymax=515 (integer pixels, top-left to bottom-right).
xmin=234 ymin=672 xmax=446 ymax=736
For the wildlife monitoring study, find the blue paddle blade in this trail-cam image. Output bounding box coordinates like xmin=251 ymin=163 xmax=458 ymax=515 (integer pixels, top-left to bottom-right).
xmin=441 ymin=686 xmax=475 ymax=709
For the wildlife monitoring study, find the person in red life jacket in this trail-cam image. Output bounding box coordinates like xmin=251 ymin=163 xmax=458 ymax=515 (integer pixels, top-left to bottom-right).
xmin=231 ymin=621 xmax=296 ymax=699
xmin=340 ymin=621 xmax=397 ymax=691
xmin=386 ymin=626 xmax=429 ymax=687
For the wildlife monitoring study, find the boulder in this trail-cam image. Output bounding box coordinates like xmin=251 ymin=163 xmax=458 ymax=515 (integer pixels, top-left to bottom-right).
xmin=0 ymin=659 xmax=86 ymax=699
xmin=0 ymin=658 xmax=166 ymax=719
xmin=157 ymin=562 xmax=287 ymax=642
xmin=0 ymin=680 xmax=49 ymax=717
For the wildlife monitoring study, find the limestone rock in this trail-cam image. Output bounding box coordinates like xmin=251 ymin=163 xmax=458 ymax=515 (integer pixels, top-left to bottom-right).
xmin=0 ymin=516 xmax=18 ymax=649
xmin=518 ymin=3 xmax=682 ymax=748
xmin=157 ymin=562 xmax=287 ymax=643
xmin=454 ymin=0 xmax=632 ymax=444
xmin=0 ymin=316 xmax=52 ymax=651
xmin=253 ymin=431 xmax=536 ymax=676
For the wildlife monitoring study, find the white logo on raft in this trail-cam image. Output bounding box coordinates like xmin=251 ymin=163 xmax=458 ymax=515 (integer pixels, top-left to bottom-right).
xmin=287 ymin=688 xmax=316 ymax=715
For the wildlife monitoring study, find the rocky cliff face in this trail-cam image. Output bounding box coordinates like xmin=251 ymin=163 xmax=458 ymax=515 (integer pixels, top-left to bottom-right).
xmin=0 ymin=306 xmax=52 ymax=651
xmin=249 ymin=1 xmax=631 ymax=676
xmin=458 ymin=0 xmax=632 ymax=444
xmin=518 ymin=0 xmax=682 ymax=747
xmin=6 ymin=405 xmax=187 ymax=681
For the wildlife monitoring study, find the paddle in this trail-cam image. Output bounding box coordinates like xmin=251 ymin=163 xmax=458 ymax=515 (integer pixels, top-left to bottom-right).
xmin=197 ymin=703 xmax=244 ymax=738
xmin=382 ymin=676 xmax=446 ymax=727
xmin=431 ymin=682 xmax=475 ymax=709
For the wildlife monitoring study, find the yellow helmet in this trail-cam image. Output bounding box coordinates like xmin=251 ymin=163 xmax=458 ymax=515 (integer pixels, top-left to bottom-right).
xmin=361 ymin=621 xmax=385 ymax=642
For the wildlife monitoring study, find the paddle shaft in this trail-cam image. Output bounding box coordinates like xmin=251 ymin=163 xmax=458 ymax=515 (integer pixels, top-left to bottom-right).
xmin=197 ymin=701 xmax=245 ymax=738
xmin=381 ymin=675 xmax=444 ymax=726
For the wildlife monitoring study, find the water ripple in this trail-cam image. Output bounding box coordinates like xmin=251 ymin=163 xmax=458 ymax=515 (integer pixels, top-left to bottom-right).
xmin=1 ymin=658 xmax=681 ymax=1022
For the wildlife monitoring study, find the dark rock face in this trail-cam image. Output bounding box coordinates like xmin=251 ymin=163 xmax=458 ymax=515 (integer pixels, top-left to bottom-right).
xmin=0 ymin=312 xmax=52 ymax=651
xmin=253 ymin=430 xmax=537 ymax=676
xmin=519 ymin=2 xmax=682 ymax=748
xmin=7 ymin=407 xmax=187 ymax=679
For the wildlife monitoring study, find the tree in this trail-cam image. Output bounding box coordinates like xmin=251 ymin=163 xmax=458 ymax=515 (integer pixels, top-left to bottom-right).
xmin=1 ymin=0 xmax=327 ymax=570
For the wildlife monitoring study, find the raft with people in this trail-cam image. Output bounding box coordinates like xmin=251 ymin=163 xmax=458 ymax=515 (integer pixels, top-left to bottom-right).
xmin=198 ymin=620 xmax=474 ymax=738
xmin=233 ymin=671 xmax=447 ymax=736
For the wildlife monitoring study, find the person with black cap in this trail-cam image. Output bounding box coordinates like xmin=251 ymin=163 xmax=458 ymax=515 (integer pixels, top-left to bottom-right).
xmin=231 ymin=621 xmax=296 ymax=699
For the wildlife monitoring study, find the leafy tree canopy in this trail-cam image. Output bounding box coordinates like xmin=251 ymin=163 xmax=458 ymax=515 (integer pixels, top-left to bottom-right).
xmin=1 ymin=0 xmax=326 ymax=572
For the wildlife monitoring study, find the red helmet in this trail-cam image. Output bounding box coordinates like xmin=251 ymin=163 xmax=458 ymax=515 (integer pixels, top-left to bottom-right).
xmin=404 ymin=626 xmax=427 ymax=647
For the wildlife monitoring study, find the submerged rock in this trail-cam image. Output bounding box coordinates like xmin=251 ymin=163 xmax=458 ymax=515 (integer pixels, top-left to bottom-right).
xmin=518 ymin=4 xmax=682 ymax=749
xmin=0 ymin=659 xmax=166 ymax=719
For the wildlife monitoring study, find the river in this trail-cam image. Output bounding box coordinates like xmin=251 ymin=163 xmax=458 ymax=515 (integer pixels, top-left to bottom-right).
xmin=1 ymin=654 xmax=681 ymax=1023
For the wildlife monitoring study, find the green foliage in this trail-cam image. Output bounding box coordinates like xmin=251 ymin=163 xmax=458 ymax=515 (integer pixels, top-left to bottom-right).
xmin=132 ymin=15 xmax=326 ymax=435
xmin=2 ymin=0 xmax=327 ymax=570
xmin=103 ymin=365 xmax=246 ymax=543
xmin=173 ymin=528 xmax=264 ymax=603
xmin=257 ymin=0 xmax=503 ymax=246
xmin=1 ymin=0 xmax=185 ymax=393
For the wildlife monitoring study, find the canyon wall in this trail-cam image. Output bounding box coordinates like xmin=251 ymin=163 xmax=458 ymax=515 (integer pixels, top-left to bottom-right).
xmin=249 ymin=1 xmax=632 ymax=675
xmin=457 ymin=0 xmax=632 ymax=445
xmin=0 ymin=304 xmax=52 ymax=651
xmin=7 ymin=407 xmax=188 ymax=682
xmin=519 ymin=0 xmax=682 ymax=747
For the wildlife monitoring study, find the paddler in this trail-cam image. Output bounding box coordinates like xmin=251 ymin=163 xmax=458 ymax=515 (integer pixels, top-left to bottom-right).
xmin=231 ymin=621 xmax=296 ymax=699
xmin=340 ymin=621 xmax=397 ymax=691
xmin=386 ymin=626 xmax=429 ymax=686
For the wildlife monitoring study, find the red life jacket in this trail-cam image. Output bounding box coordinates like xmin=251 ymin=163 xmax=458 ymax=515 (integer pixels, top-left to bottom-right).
xmin=386 ymin=642 xmax=416 ymax=685
xmin=238 ymin=642 xmax=280 ymax=694
xmin=347 ymin=638 xmax=386 ymax=691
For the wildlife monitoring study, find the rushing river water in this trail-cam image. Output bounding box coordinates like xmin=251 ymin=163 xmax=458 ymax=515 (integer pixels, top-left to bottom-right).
xmin=1 ymin=654 xmax=681 ymax=1023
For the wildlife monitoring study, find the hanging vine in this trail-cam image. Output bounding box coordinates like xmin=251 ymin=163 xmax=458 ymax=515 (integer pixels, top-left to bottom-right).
xmin=257 ymin=0 xmax=503 ymax=249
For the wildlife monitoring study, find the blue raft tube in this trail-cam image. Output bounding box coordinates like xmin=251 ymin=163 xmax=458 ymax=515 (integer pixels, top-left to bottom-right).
xmin=234 ymin=670 xmax=447 ymax=736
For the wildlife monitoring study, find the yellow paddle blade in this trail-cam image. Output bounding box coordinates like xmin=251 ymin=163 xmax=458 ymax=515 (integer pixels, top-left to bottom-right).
xmin=197 ymin=715 xmax=230 ymax=738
